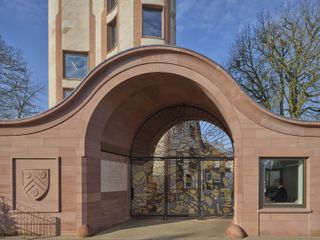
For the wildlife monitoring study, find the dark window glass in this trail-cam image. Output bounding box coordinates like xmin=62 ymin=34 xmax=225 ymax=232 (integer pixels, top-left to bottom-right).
xmin=260 ymin=158 xmax=304 ymax=208
xmin=63 ymin=88 xmax=73 ymax=99
xmin=107 ymin=0 xmax=117 ymax=13
xmin=142 ymin=7 xmax=162 ymax=37
xmin=63 ymin=53 xmax=88 ymax=79
xmin=107 ymin=19 xmax=117 ymax=51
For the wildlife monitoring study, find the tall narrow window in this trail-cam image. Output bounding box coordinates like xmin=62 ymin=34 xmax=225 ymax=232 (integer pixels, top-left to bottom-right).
xmin=142 ymin=6 xmax=162 ymax=38
xmin=63 ymin=52 xmax=88 ymax=79
xmin=107 ymin=0 xmax=117 ymax=13
xmin=260 ymin=158 xmax=305 ymax=208
xmin=107 ymin=19 xmax=117 ymax=51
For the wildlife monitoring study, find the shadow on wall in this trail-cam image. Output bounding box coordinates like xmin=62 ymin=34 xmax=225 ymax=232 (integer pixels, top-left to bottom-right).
xmin=0 ymin=196 xmax=60 ymax=237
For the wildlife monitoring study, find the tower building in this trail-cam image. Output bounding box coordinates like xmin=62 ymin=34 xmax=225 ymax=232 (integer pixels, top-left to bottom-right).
xmin=48 ymin=0 xmax=176 ymax=107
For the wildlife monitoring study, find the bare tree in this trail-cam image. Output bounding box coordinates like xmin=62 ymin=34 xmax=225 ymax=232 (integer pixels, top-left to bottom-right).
xmin=0 ymin=35 xmax=43 ymax=119
xmin=225 ymin=1 xmax=320 ymax=120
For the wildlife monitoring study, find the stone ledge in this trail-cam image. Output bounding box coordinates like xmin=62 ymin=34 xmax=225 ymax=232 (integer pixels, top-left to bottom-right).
xmin=258 ymin=208 xmax=312 ymax=213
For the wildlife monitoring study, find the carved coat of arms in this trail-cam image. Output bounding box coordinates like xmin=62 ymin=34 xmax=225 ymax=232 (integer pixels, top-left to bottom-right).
xmin=22 ymin=169 xmax=49 ymax=200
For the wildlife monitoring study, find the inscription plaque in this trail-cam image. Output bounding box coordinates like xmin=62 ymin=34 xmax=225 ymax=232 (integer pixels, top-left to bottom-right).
xmin=101 ymin=160 xmax=128 ymax=192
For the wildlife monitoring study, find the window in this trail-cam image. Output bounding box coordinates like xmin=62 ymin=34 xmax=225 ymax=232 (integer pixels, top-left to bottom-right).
xmin=63 ymin=52 xmax=88 ymax=79
xmin=63 ymin=88 xmax=73 ymax=99
xmin=260 ymin=158 xmax=305 ymax=208
xmin=107 ymin=0 xmax=117 ymax=13
xmin=107 ymin=19 xmax=117 ymax=51
xmin=142 ymin=6 xmax=162 ymax=38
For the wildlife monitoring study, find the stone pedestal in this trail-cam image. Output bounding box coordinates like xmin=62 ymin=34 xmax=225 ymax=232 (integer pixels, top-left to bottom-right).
xmin=224 ymin=223 xmax=247 ymax=238
xmin=76 ymin=224 xmax=91 ymax=238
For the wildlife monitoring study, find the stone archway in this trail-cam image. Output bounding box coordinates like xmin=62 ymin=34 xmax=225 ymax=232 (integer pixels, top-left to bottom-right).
xmin=82 ymin=69 xmax=242 ymax=233
xmin=1 ymin=46 xmax=319 ymax=237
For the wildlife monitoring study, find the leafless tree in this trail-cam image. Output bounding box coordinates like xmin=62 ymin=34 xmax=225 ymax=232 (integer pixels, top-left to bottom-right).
xmin=0 ymin=35 xmax=43 ymax=119
xmin=225 ymin=1 xmax=320 ymax=120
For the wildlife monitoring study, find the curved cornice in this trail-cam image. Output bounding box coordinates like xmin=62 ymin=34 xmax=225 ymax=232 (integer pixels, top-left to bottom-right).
xmin=0 ymin=45 xmax=319 ymax=136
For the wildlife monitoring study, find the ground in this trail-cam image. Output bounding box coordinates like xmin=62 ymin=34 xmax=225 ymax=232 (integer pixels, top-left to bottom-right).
xmin=55 ymin=217 xmax=320 ymax=240
xmin=3 ymin=218 xmax=320 ymax=239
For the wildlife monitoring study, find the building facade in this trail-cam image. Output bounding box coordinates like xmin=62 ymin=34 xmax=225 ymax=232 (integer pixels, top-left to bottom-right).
xmin=0 ymin=1 xmax=320 ymax=239
xmin=48 ymin=0 xmax=176 ymax=107
xmin=1 ymin=46 xmax=320 ymax=238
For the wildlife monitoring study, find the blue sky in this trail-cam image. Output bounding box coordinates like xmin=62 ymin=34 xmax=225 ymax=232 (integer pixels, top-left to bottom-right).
xmin=0 ymin=0 xmax=292 ymax=110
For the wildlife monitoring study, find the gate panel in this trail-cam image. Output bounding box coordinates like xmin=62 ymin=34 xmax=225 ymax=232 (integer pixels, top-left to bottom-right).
xmin=131 ymin=158 xmax=234 ymax=218
xmin=167 ymin=159 xmax=199 ymax=216
xmin=200 ymin=160 xmax=234 ymax=217
xmin=131 ymin=160 xmax=165 ymax=216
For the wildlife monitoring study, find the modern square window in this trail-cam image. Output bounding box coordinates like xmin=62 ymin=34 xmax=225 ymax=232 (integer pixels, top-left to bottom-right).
xmin=63 ymin=88 xmax=73 ymax=99
xmin=63 ymin=52 xmax=88 ymax=79
xmin=107 ymin=0 xmax=117 ymax=13
xmin=142 ymin=6 xmax=162 ymax=38
xmin=107 ymin=19 xmax=117 ymax=51
xmin=260 ymin=158 xmax=305 ymax=208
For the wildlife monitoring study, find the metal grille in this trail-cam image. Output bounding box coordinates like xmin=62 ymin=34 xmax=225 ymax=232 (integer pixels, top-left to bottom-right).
xmin=131 ymin=158 xmax=234 ymax=218
xmin=0 ymin=196 xmax=58 ymax=237
xmin=154 ymin=120 xmax=233 ymax=158
xmin=131 ymin=106 xmax=234 ymax=219
xmin=131 ymin=105 xmax=233 ymax=157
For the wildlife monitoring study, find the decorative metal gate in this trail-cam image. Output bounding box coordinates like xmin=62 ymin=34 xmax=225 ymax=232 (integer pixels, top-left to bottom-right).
xmin=130 ymin=107 xmax=234 ymax=219
xmin=131 ymin=157 xmax=233 ymax=218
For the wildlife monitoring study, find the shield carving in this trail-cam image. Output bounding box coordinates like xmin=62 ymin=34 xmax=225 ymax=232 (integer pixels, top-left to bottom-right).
xmin=22 ymin=169 xmax=49 ymax=200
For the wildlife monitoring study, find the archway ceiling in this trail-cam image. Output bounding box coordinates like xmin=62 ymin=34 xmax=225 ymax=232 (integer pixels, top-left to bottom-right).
xmin=131 ymin=106 xmax=234 ymax=157
xmin=101 ymin=72 xmax=230 ymax=152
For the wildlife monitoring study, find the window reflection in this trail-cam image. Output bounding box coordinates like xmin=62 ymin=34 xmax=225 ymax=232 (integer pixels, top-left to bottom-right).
xmin=107 ymin=19 xmax=117 ymax=51
xmin=63 ymin=53 xmax=88 ymax=79
xmin=143 ymin=7 xmax=162 ymax=38
xmin=260 ymin=158 xmax=304 ymax=207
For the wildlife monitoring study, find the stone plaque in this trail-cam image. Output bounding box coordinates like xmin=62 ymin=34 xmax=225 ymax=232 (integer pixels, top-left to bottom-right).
xmin=12 ymin=157 xmax=60 ymax=212
xmin=101 ymin=160 xmax=128 ymax=192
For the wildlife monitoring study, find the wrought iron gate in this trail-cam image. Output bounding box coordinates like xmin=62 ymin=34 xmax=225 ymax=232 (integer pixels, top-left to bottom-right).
xmin=131 ymin=157 xmax=234 ymax=219
xmin=130 ymin=106 xmax=234 ymax=219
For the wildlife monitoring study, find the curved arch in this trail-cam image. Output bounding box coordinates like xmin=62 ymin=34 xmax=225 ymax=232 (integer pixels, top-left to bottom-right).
xmin=130 ymin=105 xmax=234 ymax=158
xmin=152 ymin=120 xmax=233 ymax=158
xmin=83 ymin=64 xmax=243 ymax=158
xmin=0 ymin=46 xmax=318 ymax=138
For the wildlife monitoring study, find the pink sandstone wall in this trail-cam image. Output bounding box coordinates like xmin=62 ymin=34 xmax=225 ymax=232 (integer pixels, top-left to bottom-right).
xmin=0 ymin=46 xmax=319 ymax=237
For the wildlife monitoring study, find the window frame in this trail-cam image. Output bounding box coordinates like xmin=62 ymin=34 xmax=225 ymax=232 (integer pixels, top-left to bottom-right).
xmin=142 ymin=4 xmax=163 ymax=39
xmin=63 ymin=51 xmax=89 ymax=80
xmin=107 ymin=18 xmax=117 ymax=52
xmin=63 ymin=88 xmax=74 ymax=99
xmin=106 ymin=0 xmax=117 ymax=14
xmin=259 ymin=157 xmax=306 ymax=209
